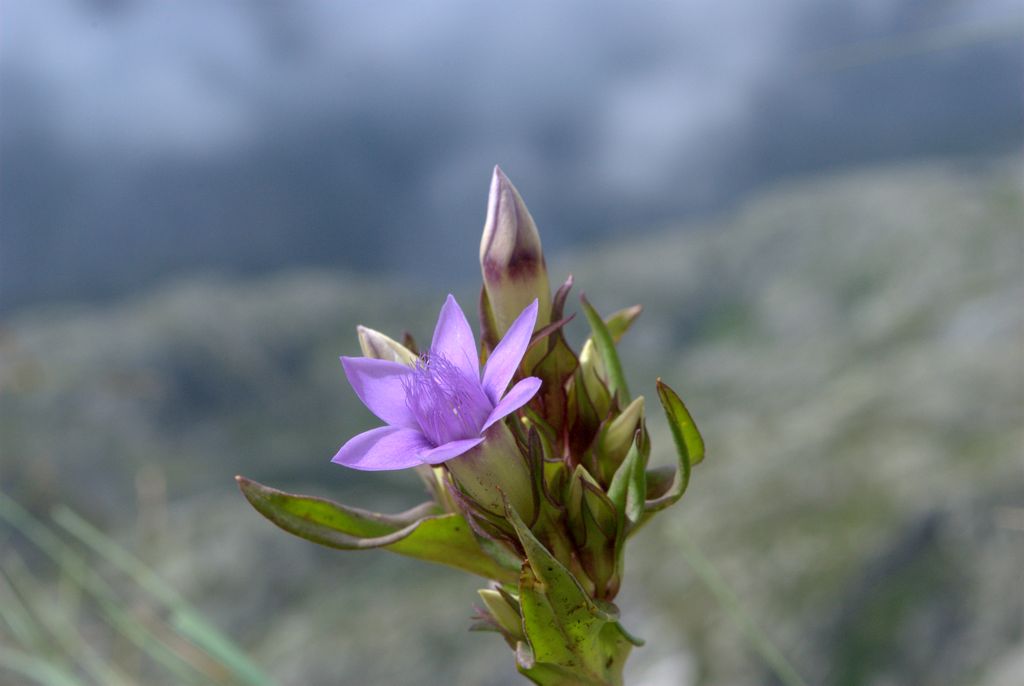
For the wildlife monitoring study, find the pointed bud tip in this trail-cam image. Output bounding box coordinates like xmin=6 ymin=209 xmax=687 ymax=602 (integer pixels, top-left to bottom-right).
xmin=480 ymin=166 xmax=552 ymax=341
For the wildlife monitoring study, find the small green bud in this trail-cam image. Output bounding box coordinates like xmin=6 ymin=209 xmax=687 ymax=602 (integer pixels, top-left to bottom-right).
xmin=597 ymin=396 xmax=645 ymax=481
xmin=478 ymin=588 xmax=525 ymax=641
xmin=356 ymin=325 xmax=419 ymax=365
xmin=578 ymin=338 xmax=612 ymax=418
xmin=566 ymin=466 xmax=620 ymax=599
xmin=480 ymin=167 xmax=552 ymax=343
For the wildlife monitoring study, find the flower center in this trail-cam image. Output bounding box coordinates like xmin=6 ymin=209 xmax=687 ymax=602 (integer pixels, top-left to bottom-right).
xmin=404 ymin=353 xmax=491 ymax=446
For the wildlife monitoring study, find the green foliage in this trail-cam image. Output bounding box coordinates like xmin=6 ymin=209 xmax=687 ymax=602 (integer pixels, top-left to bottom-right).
xmin=0 ymin=491 xmax=273 ymax=686
xmin=236 ymin=477 xmax=518 ymax=583
xmin=643 ymin=379 xmax=704 ymax=514
xmin=504 ymin=504 xmax=637 ymax=686
xmin=580 ymin=295 xmax=631 ymax=404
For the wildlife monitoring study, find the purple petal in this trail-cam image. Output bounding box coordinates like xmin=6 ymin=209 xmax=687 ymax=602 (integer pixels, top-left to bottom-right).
xmin=332 ymin=426 xmax=432 ymax=471
xmin=418 ymin=436 xmax=486 ymax=464
xmin=481 ymin=376 xmax=542 ymax=432
xmin=481 ymin=299 xmax=539 ymax=404
xmin=431 ymin=294 xmax=479 ymax=380
xmin=341 ymin=356 xmax=417 ymax=429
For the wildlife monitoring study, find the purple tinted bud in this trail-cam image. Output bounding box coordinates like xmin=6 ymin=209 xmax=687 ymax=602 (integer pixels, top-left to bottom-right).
xmin=480 ymin=167 xmax=552 ymax=343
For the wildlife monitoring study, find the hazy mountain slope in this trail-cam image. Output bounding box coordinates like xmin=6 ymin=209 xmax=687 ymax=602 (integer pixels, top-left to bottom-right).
xmin=1 ymin=156 xmax=1021 ymax=685
xmin=567 ymin=157 xmax=1023 ymax=685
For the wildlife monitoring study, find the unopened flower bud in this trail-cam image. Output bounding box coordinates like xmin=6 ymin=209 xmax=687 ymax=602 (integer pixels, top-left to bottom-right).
xmin=478 ymin=588 xmax=525 ymax=641
xmin=480 ymin=167 xmax=552 ymax=344
xmin=578 ymin=338 xmax=612 ymax=418
xmin=598 ymin=396 xmax=645 ymax=472
xmin=566 ymin=465 xmax=620 ymax=599
xmin=356 ymin=325 xmax=418 ymax=365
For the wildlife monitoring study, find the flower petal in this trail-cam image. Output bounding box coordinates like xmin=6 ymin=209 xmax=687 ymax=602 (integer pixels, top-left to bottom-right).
xmin=341 ymin=356 xmax=417 ymax=428
xmin=481 ymin=299 xmax=539 ymax=404
xmin=430 ymin=294 xmax=479 ymax=380
xmin=418 ymin=436 xmax=486 ymax=465
xmin=331 ymin=426 xmax=432 ymax=471
xmin=481 ymin=376 xmax=542 ymax=432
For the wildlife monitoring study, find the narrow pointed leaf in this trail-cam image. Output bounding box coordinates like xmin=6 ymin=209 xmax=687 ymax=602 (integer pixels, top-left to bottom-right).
xmin=237 ymin=477 xmax=517 ymax=582
xmin=479 ymin=285 xmax=500 ymax=352
xmin=580 ymin=295 xmax=630 ymax=403
xmin=644 ymin=379 xmax=705 ymax=512
xmin=603 ymin=305 xmax=643 ymax=343
xmin=530 ymin=331 xmax=578 ymax=442
xmin=568 ymin=369 xmax=602 ymax=462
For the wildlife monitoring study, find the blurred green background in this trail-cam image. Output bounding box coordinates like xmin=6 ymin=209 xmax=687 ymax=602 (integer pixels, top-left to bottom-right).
xmin=1 ymin=2 xmax=1022 ymax=685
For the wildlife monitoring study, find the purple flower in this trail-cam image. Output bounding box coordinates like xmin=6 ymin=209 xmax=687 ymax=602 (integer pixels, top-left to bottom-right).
xmin=333 ymin=295 xmax=541 ymax=471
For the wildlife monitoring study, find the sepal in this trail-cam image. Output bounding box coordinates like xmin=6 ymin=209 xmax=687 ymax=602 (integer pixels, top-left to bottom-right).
xmin=643 ymin=379 xmax=704 ymax=514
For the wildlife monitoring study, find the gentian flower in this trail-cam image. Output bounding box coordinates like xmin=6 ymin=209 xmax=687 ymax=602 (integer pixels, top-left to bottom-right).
xmin=333 ymin=294 xmax=541 ymax=472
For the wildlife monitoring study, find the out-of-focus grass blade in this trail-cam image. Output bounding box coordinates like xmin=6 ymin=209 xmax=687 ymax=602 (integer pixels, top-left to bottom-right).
xmin=677 ymin=531 xmax=808 ymax=686
xmin=52 ymin=506 xmax=273 ymax=686
xmin=3 ymin=551 xmax=135 ymax=686
xmin=0 ymin=492 xmax=212 ymax=686
xmin=0 ymin=646 xmax=85 ymax=686
xmin=0 ymin=564 xmax=48 ymax=650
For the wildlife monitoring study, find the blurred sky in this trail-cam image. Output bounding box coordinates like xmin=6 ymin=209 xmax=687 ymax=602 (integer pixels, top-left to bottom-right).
xmin=1 ymin=0 xmax=1021 ymax=312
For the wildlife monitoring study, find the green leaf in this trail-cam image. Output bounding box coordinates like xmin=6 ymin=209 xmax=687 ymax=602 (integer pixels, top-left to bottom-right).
xmin=504 ymin=503 xmax=632 ymax=683
xmin=236 ymin=477 xmax=517 ymax=583
xmin=515 ymin=642 xmax=594 ymax=686
xmin=568 ymin=367 xmax=602 ymax=460
xmin=530 ymin=338 xmax=578 ymax=455
xmin=602 ymin=305 xmax=643 ymax=343
xmin=478 ymin=285 xmax=500 ymax=351
xmin=579 ymin=304 xmax=642 ymax=365
xmin=580 ymin=295 xmax=630 ymax=404
xmin=644 ymin=379 xmax=705 ymax=513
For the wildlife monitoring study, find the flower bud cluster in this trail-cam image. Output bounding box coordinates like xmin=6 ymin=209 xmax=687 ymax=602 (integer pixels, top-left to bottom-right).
xmin=240 ymin=166 xmax=705 ymax=686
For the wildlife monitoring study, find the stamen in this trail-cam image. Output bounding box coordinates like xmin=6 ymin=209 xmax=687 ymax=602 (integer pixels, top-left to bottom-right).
xmin=404 ymin=352 xmax=492 ymax=446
